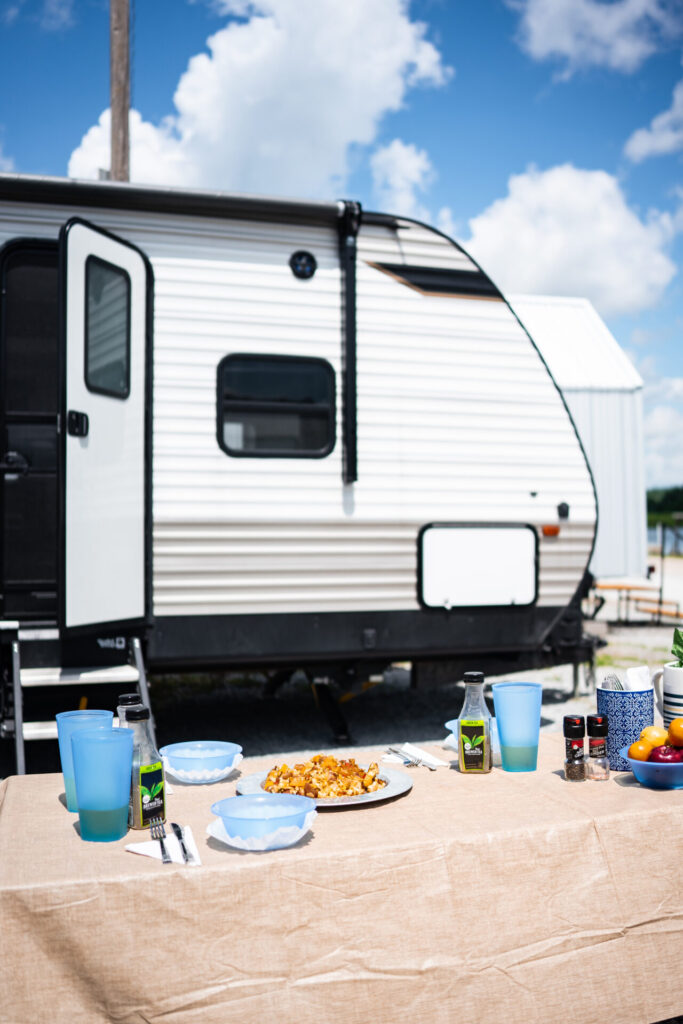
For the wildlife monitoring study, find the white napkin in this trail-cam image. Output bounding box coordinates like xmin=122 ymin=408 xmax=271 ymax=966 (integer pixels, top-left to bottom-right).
xmin=626 ymin=665 xmax=652 ymax=691
xmin=125 ymin=824 xmax=202 ymax=866
xmin=382 ymin=742 xmax=449 ymax=768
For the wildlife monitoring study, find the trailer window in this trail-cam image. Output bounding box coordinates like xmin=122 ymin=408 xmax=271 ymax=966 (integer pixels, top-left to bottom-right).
xmin=217 ymin=354 xmax=335 ymax=457
xmin=85 ymin=256 xmax=131 ymax=399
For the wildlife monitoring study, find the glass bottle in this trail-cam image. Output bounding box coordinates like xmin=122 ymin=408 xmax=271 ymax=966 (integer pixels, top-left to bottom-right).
xmin=458 ymin=671 xmax=492 ymax=773
xmin=586 ymin=714 xmax=610 ymax=781
xmin=117 ymin=692 xmax=143 ymax=727
xmin=563 ymin=715 xmax=585 ymax=781
xmin=126 ymin=706 xmax=166 ymax=829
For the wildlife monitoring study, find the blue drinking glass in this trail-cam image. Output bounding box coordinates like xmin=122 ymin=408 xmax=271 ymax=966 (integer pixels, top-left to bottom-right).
xmin=56 ymin=709 xmax=113 ymax=811
xmin=492 ymin=682 xmax=543 ymax=772
xmin=71 ymin=727 xmax=133 ymax=842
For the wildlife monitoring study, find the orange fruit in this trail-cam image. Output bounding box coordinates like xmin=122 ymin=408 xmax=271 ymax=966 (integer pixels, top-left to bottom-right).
xmin=640 ymin=726 xmax=669 ymax=747
xmin=628 ymin=739 xmax=653 ymax=761
xmin=667 ymin=717 xmax=683 ymax=747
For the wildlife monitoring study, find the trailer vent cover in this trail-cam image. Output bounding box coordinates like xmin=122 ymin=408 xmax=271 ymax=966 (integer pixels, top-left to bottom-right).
xmin=289 ymin=250 xmax=317 ymax=280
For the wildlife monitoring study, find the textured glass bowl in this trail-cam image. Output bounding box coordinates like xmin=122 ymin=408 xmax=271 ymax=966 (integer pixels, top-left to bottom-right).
xmin=160 ymin=741 xmax=242 ymax=783
xmin=211 ymin=793 xmax=315 ymax=839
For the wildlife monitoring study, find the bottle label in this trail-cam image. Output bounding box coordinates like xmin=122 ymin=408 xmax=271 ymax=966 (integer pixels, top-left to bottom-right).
xmin=460 ymin=720 xmax=488 ymax=772
xmin=565 ymin=738 xmax=584 ymax=762
xmin=589 ymin=737 xmax=606 ymax=758
xmin=138 ymin=761 xmax=165 ymax=826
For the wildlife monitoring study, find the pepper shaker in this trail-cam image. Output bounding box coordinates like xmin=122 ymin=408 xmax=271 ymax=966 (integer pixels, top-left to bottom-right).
xmin=563 ymin=715 xmax=585 ymax=781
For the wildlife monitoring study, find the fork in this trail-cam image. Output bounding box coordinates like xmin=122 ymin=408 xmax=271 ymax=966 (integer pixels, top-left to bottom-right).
xmin=150 ymin=817 xmax=172 ymax=864
xmin=387 ymin=746 xmax=437 ymax=771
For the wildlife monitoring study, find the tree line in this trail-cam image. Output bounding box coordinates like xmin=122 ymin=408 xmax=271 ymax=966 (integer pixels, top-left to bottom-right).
xmin=647 ymin=486 xmax=683 ymax=527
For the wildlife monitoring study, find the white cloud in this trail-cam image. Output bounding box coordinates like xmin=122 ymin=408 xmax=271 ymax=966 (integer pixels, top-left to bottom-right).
xmin=0 ymin=143 xmax=15 ymax=173
xmin=507 ymin=0 xmax=682 ymax=78
xmin=370 ymin=138 xmax=433 ymax=219
xmin=464 ymin=163 xmax=677 ymax=317
xmin=436 ymin=206 xmax=457 ymax=238
xmin=68 ymin=0 xmax=451 ymax=198
xmin=625 ymin=78 xmax=683 ymax=161
xmin=40 ymin=0 xmax=73 ymax=30
xmin=643 ymin=400 xmax=683 ymax=486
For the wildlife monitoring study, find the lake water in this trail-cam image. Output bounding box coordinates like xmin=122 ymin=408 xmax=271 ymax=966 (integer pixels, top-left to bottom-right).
xmin=648 ymin=526 xmax=683 ymax=554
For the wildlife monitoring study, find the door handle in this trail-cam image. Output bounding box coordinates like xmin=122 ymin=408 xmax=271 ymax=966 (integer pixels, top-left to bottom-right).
xmin=0 ymin=451 xmax=29 ymax=476
xmin=67 ymin=410 xmax=89 ymax=437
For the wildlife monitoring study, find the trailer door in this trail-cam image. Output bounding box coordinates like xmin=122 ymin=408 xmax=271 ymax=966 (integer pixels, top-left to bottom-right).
xmin=59 ymin=218 xmax=149 ymax=634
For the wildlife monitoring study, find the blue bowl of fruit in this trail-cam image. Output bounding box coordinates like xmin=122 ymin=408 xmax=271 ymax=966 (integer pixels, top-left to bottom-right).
xmin=620 ymin=718 xmax=683 ymax=789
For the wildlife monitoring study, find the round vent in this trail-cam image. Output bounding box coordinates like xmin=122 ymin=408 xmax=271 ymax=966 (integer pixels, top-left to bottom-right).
xmin=289 ymin=250 xmax=317 ymax=280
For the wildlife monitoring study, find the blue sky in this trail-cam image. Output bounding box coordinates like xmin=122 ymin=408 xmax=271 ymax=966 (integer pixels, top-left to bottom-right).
xmin=2 ymin=0 xmax=683 ymax=486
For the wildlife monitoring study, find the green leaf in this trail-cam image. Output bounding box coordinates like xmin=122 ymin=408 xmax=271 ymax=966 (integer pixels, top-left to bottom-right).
xmin=471 ymin=735 xmax=485 ymax=746
xmin=672 ymin=628 xmax=683 ymax=667
xmin=151 ymin=781 xmax=163 ymax=799
xmin=140 ymin=785 xmax=151 ymax=799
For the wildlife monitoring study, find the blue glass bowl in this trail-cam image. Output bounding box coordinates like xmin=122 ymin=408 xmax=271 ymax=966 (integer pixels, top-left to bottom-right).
xmin=211 ymin=793 xmax=315 ymax=838
xmin=619 ymin=747 xmax=683 ymax=789
xmin=160 ymin=740 xmax=242 ymax=776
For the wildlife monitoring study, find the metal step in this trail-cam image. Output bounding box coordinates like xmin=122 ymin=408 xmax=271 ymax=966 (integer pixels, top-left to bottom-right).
xmin=19 ymin=664 xmax=140 ymax=688
xmin=22 ymin=721 xmax=59 ymax=741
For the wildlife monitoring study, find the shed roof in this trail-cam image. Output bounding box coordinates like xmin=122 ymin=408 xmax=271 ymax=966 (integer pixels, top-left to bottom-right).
xmin=507 ymin=294 xmax=642 ymax=392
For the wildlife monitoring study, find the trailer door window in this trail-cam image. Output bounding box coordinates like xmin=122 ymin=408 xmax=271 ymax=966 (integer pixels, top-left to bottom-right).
xmin=85 ymin=256 xmax=131 ymax=399
xmin=217 ymin=354 xmax=335 ymax=457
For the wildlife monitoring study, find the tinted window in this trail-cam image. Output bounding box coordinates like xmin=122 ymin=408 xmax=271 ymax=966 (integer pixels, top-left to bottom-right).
xmin=85 ymin=256 xmax=130 ymax=398
xmin=218 ymin=354 xmax=335 ymax=457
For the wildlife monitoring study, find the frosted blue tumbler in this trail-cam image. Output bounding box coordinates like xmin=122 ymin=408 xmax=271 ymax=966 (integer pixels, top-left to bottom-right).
xmin=492 ymin=682 xmax=543 ymax=772
xmin=56 ymin=710 xmax=113 ymax=810
xmin=71 ymin=727 xmax=133 ymax=842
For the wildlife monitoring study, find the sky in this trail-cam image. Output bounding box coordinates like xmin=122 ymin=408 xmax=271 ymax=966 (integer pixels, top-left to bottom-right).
xmin=1 ymin=0 xmax=683 ymax=487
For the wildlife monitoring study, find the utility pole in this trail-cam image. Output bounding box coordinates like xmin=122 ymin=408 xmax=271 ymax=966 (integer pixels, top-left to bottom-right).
xmin=110 ymin=0 xmax=130 ymax=181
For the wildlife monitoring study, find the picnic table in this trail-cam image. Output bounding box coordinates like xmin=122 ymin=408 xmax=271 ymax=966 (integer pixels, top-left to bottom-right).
xmin=594 ymin=579 xmax=661 ymax=622
xmin=1 ymin=735 xmax=682 ymax=1024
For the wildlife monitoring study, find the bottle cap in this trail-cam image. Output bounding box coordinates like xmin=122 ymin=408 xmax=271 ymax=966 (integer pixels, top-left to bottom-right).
xmin=587 ymin=714 xmax=608 ymax=737
xmin=563 ymin=714 xmax=585 ymax=738
xmin=463 ymin=671 xmax=485 ymax=684
xmin=126 ymin=706 xmax=150 ymax=721
xmin=118 ymin=693 xmax=142 ymax=706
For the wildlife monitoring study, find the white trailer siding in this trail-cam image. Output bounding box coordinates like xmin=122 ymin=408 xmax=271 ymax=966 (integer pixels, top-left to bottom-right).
xmin=509 ymin=295 xmax=646 ymax=579
xmin=0 ymin=193 xmax=596 ymax=622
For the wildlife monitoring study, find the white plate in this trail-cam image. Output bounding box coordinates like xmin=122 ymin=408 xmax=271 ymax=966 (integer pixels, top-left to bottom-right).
xmin=162 ymin=753 xmax=242 ymax=785
xmin=236 ymin=765 xmax=412 ymax=808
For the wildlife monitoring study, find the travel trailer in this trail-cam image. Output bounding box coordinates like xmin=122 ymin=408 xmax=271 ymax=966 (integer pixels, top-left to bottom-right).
xmin=0 ymin=174 xmax=597 ymax=764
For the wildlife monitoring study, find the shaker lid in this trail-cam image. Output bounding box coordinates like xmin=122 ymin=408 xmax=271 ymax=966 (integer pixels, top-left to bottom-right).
xmin=118 ymin=693 xmax=142 ymax=706
xmin=587 ymin=714 xmax=608 ymax=736
xmin=563 ymin=714 xmax=585 ymax=737
xmin=463 ymin=671 xmax=485 ymax=684
xmin=126 ymin=706 xmax=150 ymax=721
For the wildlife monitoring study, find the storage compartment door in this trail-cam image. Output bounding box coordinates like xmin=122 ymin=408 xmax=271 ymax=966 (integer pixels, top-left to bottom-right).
xmin=419 ymin=524 xmax=538 ymax=609
xmin=59 ymin=218 xmax=149 ymax=633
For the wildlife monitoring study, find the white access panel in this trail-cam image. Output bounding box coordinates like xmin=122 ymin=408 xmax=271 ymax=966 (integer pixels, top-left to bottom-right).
xmin=420 ymin=525 xmax=538 ymax=608
xmin=62 ymin=219 xmax=147 ymax=629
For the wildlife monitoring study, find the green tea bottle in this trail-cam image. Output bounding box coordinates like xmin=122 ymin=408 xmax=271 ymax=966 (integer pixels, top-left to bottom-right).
xmin=458 ymin=671 xmax=492 ymax=773
xmin=126 ymin=706 xmax=166 ymax=829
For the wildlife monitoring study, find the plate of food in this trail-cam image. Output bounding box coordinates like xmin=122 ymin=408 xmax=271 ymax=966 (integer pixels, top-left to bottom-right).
xmin=236 ymin=754 xmax=413 ymax=808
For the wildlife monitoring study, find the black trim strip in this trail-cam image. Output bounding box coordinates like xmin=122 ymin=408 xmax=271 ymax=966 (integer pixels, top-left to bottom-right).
xmin=338 ymin=201 xmax=361 ymax=484
xmin=0 ymin=174 xmax=342 ymax=228
xmin=145 ymin=605 xmax=561 ymax=672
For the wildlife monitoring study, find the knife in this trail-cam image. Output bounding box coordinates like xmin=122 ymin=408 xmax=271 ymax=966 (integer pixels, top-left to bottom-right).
xmin=171 ymin=822 xmax=191 ymax=864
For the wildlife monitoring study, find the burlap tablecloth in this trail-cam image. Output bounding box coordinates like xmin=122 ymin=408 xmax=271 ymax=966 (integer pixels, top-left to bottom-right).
xmin=1 ymin=733 xmax=682 ymax=1024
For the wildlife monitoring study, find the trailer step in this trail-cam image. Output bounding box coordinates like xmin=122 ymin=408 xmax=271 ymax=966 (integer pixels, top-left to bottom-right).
xmin=21 ymin=721 xmax=59 ymax=741
xmin=19 ymin=664 xmax=140 ymax=688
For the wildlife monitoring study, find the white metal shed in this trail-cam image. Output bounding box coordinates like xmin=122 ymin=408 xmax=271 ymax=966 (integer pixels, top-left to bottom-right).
xmin=508 ymin=294 xmax=646 ymax=580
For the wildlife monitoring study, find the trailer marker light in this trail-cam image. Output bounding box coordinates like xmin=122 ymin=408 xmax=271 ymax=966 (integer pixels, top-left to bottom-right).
xmin=541 ymin=525 xmax=561 ymax=538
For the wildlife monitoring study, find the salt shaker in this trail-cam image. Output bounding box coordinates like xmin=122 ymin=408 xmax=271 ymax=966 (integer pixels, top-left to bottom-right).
xmin=586 ymin=714 xmax=610 ymax=781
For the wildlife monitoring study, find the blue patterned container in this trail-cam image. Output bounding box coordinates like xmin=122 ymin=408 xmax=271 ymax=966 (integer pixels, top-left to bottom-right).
xmin=596 ymin=688 xmax=654 ymax=771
